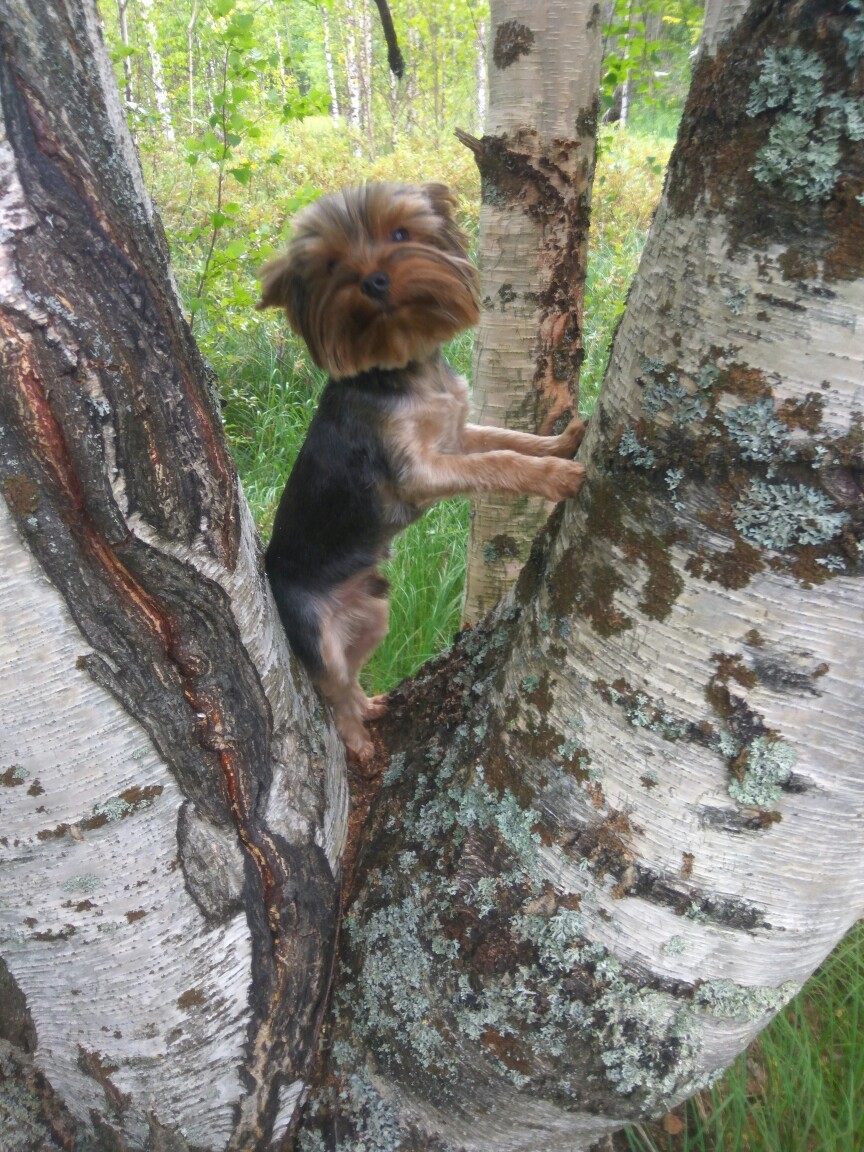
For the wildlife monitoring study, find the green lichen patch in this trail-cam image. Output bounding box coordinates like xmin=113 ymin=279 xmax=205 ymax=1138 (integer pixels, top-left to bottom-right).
xmin=721 ymin=399 xmax=793 ymax=471
xmin=746 ymin=46 xmax=864 ymax=203
xmin=0 ymin=1044 xmax=80 ymax=1152
xmin=733 ymin=479 xmax=849 ymax=550
xmin=619 ymin=426 xmax=658 ymax=468
xmin=693 ymin=978 xmax=798 ymax=1020
xmin=81 ymin=785 xmax=164 ymax=831
xmin=666 ymin=3 xmax=864 ymax=280
xmin=605 ymin=356 xmax=856 ymax=593
xmin=299 ymin=1060 xmax=407 ymax=1152
xmin=728 ymin=736 xmax=796 ymax=807
xmin=0 ymin=766 xmax=28 ymax=788
xmin=597 ymin=980 xmax=703 ymax=1106
xmin=595 ymin=679 xmax=697 ymax=745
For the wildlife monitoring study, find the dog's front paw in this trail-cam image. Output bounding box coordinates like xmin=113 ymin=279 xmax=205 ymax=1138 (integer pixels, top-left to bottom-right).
xmin=364 ymin=694 xmax=388 ymax=720
xmin=555 ymin=416 xmax=587 ymax=458
xmin=540 ymin=460 xmax=586 ymax=503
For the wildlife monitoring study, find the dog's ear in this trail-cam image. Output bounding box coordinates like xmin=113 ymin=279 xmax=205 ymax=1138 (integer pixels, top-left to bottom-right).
xmin=423 ymin=183 xmax=471 ymax=257
xmin=423 ymin=182 xmax=458 ymax=220
xmin=256 ymin=254 xmax=307 ymax=332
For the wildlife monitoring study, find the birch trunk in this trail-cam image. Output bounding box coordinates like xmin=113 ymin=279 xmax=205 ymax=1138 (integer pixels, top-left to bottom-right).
xmin=117 ymin=0 xmax=134 ymax=108
xmin=137 ymin=0 xmax=177 ymax=145
xmin=0 ymin=3 xmax=343 ymax=1146
xmin=476 ymin=18 xmax=487 ymax=133
xmin=187 ymin=0 xmax=199 ymax=128
xmin=3 ymin=1 xmax=864 ymax=1150
xmin=461 ymin=0 xmax=604 ymax=625
xmin=322 ymin=6 xmax=341 ymax=121
xmin=361 ymin=0 xmax=375 ymax=158
xmin=343 ymin=0 xmax=363 ymax=130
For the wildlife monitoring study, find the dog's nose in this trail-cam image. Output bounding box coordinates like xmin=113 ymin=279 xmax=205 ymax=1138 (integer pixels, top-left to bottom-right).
xmin=361 ymin=271 xmax=390 ymax=301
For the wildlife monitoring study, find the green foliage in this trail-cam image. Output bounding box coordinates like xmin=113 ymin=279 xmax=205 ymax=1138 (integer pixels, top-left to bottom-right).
xmin=602 ymin=0 xmax=703 ymax=123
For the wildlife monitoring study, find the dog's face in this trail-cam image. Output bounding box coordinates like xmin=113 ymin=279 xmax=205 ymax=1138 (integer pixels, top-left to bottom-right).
xmin=257 ymin=183 xmax=480 ymax=377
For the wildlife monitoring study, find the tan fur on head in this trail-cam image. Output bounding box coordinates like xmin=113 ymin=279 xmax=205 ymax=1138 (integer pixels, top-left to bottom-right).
xmin=257 ymin=183 xmax=480 ymax=377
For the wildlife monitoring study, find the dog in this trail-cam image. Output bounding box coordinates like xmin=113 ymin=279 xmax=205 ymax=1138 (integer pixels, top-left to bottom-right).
xmin=257 ymin=182 xmax=586 ymax=762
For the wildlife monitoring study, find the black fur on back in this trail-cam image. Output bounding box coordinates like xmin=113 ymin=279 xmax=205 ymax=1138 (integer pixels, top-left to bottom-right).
xmin=265 ymin=365 xmax=418 ymax=677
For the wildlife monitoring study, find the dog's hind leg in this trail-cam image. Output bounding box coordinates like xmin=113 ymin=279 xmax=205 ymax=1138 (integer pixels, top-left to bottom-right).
xmin=319 ymin=570 xmax=390 ymax=761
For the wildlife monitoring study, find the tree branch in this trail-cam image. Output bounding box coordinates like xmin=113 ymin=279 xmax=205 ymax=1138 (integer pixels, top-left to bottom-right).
xmin=371 ymin=0 xmax=405 ymax=78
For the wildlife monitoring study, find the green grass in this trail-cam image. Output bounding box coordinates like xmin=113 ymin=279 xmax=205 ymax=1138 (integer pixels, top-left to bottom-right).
xmin=623 ymin=921 xmax=864 ymax=1152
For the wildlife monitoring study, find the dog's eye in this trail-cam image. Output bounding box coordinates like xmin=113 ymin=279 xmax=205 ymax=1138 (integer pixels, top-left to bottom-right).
xmin=326 ymin=258 xmax=338 ymax=274
xmin=391 ymin=228 xmax=410 ymax=242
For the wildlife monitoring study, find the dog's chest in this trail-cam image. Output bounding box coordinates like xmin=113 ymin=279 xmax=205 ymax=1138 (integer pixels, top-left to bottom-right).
xmin=402 ymin=364 xmax=469 ymax=454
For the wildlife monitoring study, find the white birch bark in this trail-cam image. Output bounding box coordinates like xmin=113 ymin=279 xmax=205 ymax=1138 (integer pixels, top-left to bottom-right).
xmin=343 ymin=0 xmax=364 ymax=139
xmin=117 ymin=0 xmax=134 ymax=108
xmin=361 ymin=0 xmax=375 ymax=156
xmin=476 ymin=17 xmax=487 ymax=133
xmin=137 ymin=0 xmax=176 ymax=144
xmin=462 ymin=0 xmax=604 ymax=624
xmin=699 ymin=0 xmax=752 ymax=57
xmin=322 ymin=5 xmax=341 ymax=120
xmin=4 ymin=1 xmax=864 ymax=1149
xmin=187 ymin=0 xmax=199 ymax=127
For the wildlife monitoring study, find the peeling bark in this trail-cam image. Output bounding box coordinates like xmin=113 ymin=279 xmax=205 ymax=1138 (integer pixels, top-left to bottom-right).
xmin=462 ymin=0 xmax=604 ymax=625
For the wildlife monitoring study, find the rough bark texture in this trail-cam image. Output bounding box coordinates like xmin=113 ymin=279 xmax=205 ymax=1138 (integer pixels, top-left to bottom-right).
xmin=0 ymin=3 xmax=344 ymax=1148
xmin=296 ymin=2 xmax=864 ymax=1148
xmin=461 ymin=0 xmax=604 ymax=625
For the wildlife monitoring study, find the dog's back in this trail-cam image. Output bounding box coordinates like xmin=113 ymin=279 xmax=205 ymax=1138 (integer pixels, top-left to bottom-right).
xmin=264 ymin=366 xmax=419 ymax=677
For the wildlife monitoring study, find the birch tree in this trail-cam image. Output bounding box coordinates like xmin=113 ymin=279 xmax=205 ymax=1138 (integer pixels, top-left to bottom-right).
xmin=1 ymin=2 xmax=863 ymax=1151
xmin=322 ymin=5 xmax=341 ymax=121
xmin=138 ymin=0 xmax=178 ymax=143
xmin=460 ymin=0 xmax=604 ymax=624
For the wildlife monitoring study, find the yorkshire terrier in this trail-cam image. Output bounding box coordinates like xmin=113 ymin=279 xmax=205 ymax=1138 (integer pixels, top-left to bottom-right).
xmin=258 ymin=182 xmax=586 ymax=762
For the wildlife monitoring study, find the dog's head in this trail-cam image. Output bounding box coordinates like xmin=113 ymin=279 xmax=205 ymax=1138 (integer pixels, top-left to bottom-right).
xmin=257 ymin=183 xmax=480 ymax=377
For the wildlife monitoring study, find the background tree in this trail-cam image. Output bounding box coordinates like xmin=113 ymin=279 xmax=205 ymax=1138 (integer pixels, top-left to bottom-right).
xmin=458 ymin=0 xmax=604 ymax=624
xmin=1 ymin=2 xmax=863 ymax=1152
